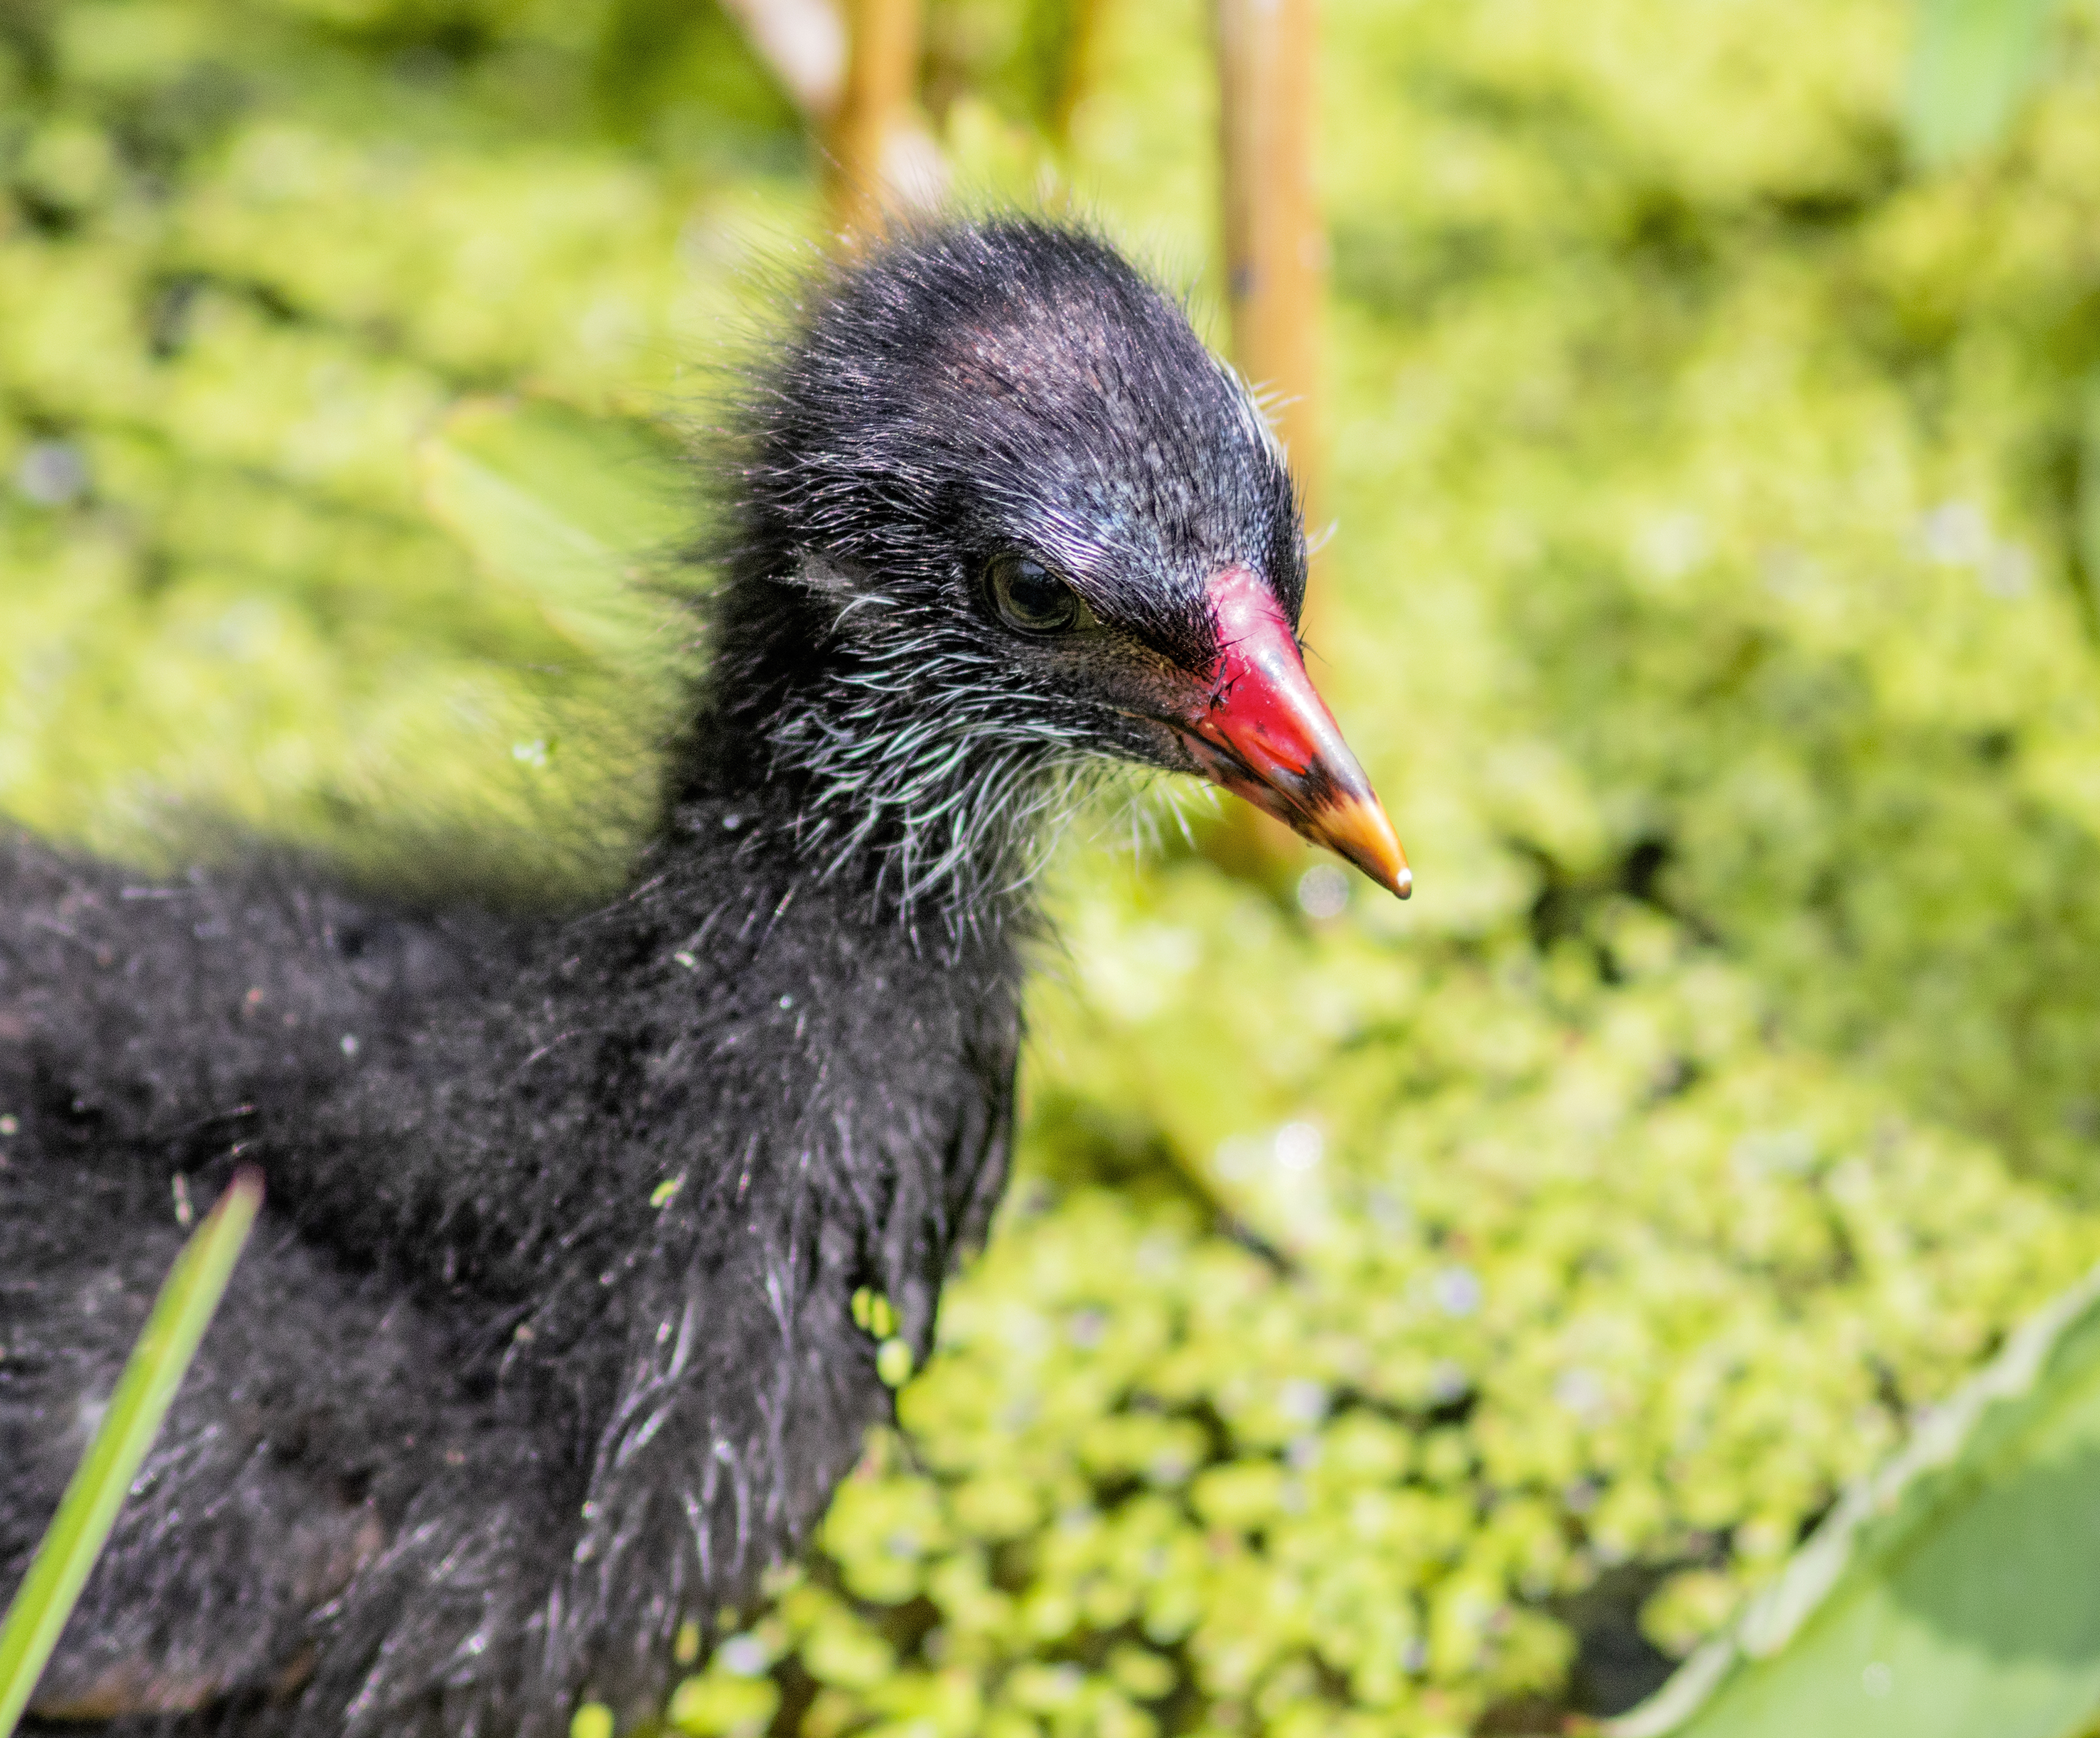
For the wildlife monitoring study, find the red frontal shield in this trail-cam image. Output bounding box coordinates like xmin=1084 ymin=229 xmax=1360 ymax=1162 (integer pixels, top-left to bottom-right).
xmin=1172 ymin=568 xmax=1410 ymax=898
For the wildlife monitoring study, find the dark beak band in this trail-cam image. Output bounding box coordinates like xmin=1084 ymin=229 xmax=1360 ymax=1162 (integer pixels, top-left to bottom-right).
xmin=1171 ymin=568 xmax=1411 ymax=899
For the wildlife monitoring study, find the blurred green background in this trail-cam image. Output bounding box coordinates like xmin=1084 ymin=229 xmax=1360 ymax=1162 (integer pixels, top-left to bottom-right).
xmin=8 ymin=0 xmax=2100 ymax=1733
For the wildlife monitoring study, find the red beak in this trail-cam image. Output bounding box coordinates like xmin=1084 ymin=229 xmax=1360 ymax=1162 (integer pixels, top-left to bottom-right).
xmin=1171 ymin=568 xmax=1411 ymax=899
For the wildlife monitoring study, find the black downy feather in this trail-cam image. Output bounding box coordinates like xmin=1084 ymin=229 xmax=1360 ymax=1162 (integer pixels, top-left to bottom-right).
xmin=0 ymin=218 xmax=1303 ymax=1736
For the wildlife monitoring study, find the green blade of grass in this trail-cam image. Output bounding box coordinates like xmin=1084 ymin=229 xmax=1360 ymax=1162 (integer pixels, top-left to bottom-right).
xmin=1903 ymin=0 xmax=2061 ymax=168
xmin=1607 ymin=1258 xmax=2100 ymax=1738
xmin=0 ymin=1170 xmax=263 ymax=1736
xmin=418 ymin=395 xmax=700 ymax=667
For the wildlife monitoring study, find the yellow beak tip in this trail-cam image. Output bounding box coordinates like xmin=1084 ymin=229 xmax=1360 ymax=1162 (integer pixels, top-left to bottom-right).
xmin=1297 ymin=795 xmax=1412 ymax=902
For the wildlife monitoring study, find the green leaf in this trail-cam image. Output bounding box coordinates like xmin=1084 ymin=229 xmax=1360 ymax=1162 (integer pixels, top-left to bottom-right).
xmin=420 ymin=397 xmax=699 ymax=665
xmin=1609 ymin=1260 xmax=2100 ymax=1738
xmin=1903 ymin=0 xmax=2062 ymax=168
xmin=0 ymin=1172 xmax=263 ymax=1736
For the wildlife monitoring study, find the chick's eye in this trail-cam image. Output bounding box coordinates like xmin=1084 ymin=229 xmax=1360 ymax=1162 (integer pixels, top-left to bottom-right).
xmin=987 ymin=553 xmax=1089 ymax=635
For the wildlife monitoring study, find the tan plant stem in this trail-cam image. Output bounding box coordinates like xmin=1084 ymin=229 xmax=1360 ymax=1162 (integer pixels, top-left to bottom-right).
xmin=826 ymin=0 xmax=939 ymax=240
xmin=1215 ymin=0 xmax=1326 ymax=873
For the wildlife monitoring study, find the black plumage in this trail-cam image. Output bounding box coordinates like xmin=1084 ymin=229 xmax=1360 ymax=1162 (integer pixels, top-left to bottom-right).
xmin=0 ymin=219 xmax=1405 ymax=1736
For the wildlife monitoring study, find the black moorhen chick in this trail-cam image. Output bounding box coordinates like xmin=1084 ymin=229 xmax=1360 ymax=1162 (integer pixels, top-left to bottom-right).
xmin=0 ymin=218 xmax=1408 ymax=1737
